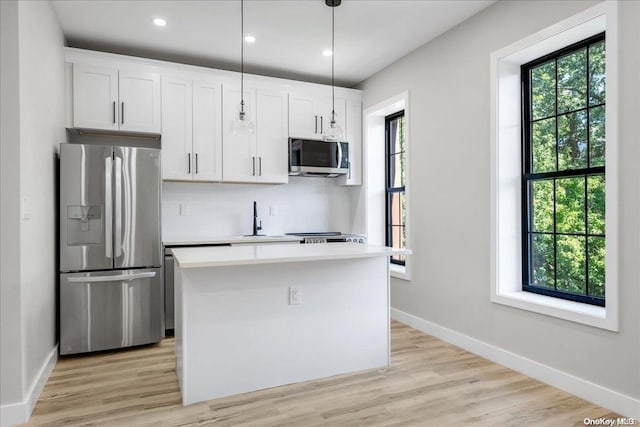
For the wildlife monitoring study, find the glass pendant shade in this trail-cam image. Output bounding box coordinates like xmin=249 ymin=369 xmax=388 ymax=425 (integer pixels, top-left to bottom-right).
xmin=322 ymin=111 xmax=344 ymax=142
xmin=230 ymin=102 xmax=255 ymax=136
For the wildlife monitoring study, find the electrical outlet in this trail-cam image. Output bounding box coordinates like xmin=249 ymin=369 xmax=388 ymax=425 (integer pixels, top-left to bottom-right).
xmin=289 ymin=286 xmax=301 ymax=305
xmin=179 ymin=203 xmax=190 ymax=216
xmin=269 ymin=205 xmax=277 ymax=216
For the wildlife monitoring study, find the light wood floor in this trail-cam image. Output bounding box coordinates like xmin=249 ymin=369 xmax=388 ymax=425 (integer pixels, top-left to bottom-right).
xmin=24 ymin=321 xmax=618 ymax=427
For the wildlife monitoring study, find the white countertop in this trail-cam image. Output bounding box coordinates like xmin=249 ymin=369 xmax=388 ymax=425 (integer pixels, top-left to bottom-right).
xmin=171 ymin=243 xmax=411 ymax=268
xmin=163 ymin=235 xmax=302 ymax=246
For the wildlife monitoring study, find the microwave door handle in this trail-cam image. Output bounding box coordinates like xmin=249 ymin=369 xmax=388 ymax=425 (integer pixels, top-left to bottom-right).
xmin=336 ymin=142 xmax=343 ymax=168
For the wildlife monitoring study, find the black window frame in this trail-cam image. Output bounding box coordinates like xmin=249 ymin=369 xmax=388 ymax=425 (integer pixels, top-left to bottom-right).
xmin=385 ymin=110 xmax=406 ymax=266
xmin=521 ymin=32 xmax=606 ymax=307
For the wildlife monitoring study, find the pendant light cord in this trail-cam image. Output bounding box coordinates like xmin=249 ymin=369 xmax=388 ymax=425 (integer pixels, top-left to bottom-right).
xmin=331 ymin=4 xmax=335 ymax=118
xmin=240 ymin=0 xmax=245 ymax=113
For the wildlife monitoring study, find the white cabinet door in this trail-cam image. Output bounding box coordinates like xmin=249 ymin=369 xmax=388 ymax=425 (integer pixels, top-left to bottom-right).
xmin=222 ymin=85 xmax=257 ymax=183
xmin=193 ymin=80 xmax=222 ymax=182
xmin=119 ymin=70 xmax=161 ymax=133
xmin=161 ymin=77 xmax=193 ymax=181
xmin=256 ymin=89 xmax=288 ymax=184
xmin=342 ymin=98 xmax=362 ymax=185
xmin=72 ymin=64 xmax=118 ymax=131
xmin=288 ymin=92 xmax=318 ymax=139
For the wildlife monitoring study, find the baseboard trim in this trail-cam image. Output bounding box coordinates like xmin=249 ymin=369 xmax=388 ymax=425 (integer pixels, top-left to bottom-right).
xmin=0 ymin=345 xmax=57 ymax=427
xmin=391 ymin=308 xmax=640 ymax=419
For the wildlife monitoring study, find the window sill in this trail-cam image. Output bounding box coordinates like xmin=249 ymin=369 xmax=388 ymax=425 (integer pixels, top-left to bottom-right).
xmin=491 ymin=289 xmax=616 ymax=331
xmin=390 ymin=264 xmax=411 ymax=281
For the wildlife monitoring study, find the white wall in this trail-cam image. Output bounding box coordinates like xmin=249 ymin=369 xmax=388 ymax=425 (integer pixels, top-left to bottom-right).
xmin=1 ymin=0 xmax=24 ymax=408
xmin=359 ymin=0 xmax=639 ymax=406
xmin=163 ymin=178 xmax=353 ymax=241
xmin=0 ymin=0 xmax=66 ymax=425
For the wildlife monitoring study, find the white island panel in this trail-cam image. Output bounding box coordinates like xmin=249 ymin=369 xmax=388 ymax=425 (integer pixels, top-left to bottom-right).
xmin=175 ymin=256 xmax=389 ymax=405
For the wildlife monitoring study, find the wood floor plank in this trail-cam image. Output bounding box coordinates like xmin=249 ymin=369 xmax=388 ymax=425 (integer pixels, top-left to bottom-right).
xmin=23 ymin=321 xmax=619 ymax=426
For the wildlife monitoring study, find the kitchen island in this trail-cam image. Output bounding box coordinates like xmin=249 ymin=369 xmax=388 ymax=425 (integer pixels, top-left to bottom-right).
xmin=171 ymin=243 xmax=409 ymax=405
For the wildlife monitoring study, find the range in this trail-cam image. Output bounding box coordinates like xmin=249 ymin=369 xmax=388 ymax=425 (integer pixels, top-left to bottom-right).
xmin=286 ymin=232 xmax=367 ymax=244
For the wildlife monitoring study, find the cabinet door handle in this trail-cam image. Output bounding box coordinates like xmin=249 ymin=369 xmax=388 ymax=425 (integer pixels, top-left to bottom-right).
xmin=320 ymin=116 xmax=323 ymax=134
xmin=112 ymin=101 xmax=116 ymax=124
xmin=315 ymin=115 xmax=318 ymax=133
xmin=121 ymin=102 xmax=124 ymax=125
xmin=187 ymin=153 xmax=191 ymax=174
xmin=252 ymin=156 xmax=256 ymax=176
xmin=195 ymin=153 xmax=198 ymax=174
xmin=259 ymin=157 xmax=262 ymax=176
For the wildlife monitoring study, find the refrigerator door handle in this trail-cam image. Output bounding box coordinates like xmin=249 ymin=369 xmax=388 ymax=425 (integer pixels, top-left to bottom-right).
xmin=105 ymin=157 xmax=113 ymax=258
xmin=114 ymin=156 xmax=123 ymax=257
xmin=67 ymin=272 xmax=157 ymax=283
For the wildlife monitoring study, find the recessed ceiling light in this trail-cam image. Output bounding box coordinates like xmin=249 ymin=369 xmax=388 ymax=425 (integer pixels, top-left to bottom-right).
xmin=322 ymin=50 xmax=333 ymax=57
xmin=153 ymin=18 xmax=167 ymax=27
xmin=244 ymin=35 xmax=256 ymax=43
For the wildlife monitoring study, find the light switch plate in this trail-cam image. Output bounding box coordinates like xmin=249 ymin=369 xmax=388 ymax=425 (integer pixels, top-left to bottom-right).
xmin=179 ymin=203 xmax=190 ymax=216
xmin=21 ymin=196 xmax=32 ymax=220
xmin=289 ymin=286 xmax=301 ymax=305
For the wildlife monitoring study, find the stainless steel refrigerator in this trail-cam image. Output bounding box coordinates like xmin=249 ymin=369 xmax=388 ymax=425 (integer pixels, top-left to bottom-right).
xmin=59 ymin=143 xmax=162 ymax=355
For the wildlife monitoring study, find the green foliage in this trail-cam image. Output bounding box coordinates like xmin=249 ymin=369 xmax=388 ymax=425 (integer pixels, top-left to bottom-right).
xmin=558 ymin=49 xmax=587 ymax=113
xmin=532 ymin=118 xmax=556 ymax=173
xmin=590 ymin=105 xmax=605 ymax=167
xmin=589 ymin=42 xmax=606 ymax=105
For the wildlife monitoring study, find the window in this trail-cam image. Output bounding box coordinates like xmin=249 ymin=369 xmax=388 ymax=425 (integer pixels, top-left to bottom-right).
xmin=385 ymin=111 xmax=406 ymax=265
xmin=521 ymin=33 xmax=605 ymax=306
xmin=491 ymin=2 xmax=618 ymax=330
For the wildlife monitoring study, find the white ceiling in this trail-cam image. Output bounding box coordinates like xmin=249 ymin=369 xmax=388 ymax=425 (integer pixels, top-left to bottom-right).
xmin=52 ymin=0 xmax=495 ymax=87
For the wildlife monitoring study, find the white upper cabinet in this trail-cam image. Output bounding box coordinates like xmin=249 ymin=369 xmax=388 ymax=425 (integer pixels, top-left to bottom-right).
xmin=72 ymin=65 xmax=118 ymax=131
xmin=192 ymin=80 xmax=223 ymax=182
xmin=161 ymin=76 xmax=193 ymax=181
xmin=162 ymin=76 xmax=222 ymax=182
xmin=118 ymin=70 xmax=161 ymax=133
xmin=288 ymin=93 xmax=317 ymax=139
xmin=256 ymin=88 xmax=288 ymax=184
xmin=72 ymin=64 xmax=160 ymax=133
xmin=66 ymin=49 xmax=363 ymax=186
xmin=289 ymin=91 xmax=345 ymax=140
xmin=222 ymin=84 xmax=288 ymax=184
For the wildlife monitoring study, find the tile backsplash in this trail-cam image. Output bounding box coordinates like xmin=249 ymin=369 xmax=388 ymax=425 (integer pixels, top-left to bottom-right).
xmin=162 ymin=177 xmax=353 ymax=242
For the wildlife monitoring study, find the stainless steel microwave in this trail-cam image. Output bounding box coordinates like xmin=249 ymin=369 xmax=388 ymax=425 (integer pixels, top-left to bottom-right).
xmin=288 ymin=138 xmax=349 ymax=177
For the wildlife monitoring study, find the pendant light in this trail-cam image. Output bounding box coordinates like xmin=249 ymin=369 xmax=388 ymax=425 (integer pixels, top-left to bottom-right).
xmin=230 ymin=0 xmax=255 ymax=135
xmin=322 ymin=0 xmax=344 ymax=143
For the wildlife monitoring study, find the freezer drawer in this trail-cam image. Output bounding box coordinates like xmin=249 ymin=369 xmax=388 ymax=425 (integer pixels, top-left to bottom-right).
xmin=60 ymin=268 xmax=162 ymax=355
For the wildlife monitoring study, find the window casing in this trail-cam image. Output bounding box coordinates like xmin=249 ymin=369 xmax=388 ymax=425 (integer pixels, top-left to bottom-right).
xmin=521 ymin=33 xmax=605 ymax=307
xmin=385 ymin=111 xmax=406 ymax=265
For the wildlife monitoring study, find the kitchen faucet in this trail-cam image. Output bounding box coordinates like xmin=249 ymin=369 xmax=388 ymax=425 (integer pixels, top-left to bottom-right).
xmin=252 ymin=201 xmax=263 ymax=236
